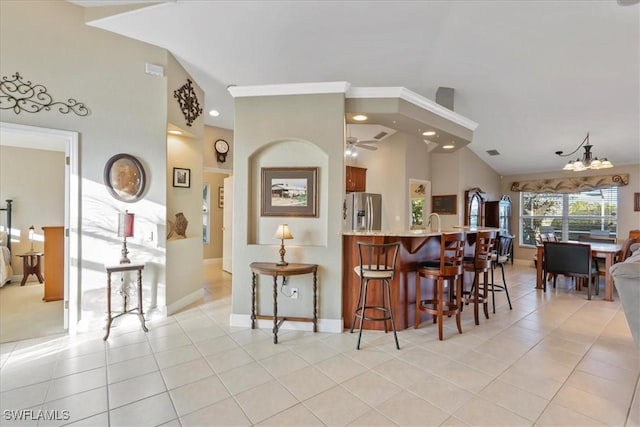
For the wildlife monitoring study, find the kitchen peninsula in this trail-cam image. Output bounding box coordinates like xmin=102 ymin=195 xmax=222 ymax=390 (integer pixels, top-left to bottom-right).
xmin=343 ymin=228 xmax=499 ymax=331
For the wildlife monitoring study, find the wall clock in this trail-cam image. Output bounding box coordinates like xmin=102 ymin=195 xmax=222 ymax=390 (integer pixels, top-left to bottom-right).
xmin=214 ymin=139 xmax=229 ymax=163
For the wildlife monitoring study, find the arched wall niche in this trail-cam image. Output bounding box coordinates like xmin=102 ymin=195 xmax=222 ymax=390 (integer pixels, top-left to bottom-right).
xmin=247 ymin=138 xmax=329 ymax=248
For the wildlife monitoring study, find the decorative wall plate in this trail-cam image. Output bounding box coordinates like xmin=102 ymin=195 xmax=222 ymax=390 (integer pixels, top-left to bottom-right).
xmin=104 ymin=154 xmax=146 ymax=202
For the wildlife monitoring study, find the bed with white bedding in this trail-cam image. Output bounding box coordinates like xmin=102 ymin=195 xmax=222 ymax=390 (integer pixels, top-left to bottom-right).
xmin=0 ymin=244 xmax=12 ymax=286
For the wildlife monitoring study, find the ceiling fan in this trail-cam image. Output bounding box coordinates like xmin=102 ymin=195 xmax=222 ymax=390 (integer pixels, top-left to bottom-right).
xmin=346 ymin=135 xmax=378 ymax=151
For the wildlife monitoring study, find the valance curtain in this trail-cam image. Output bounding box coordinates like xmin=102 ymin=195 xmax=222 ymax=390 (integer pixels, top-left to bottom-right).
xmin=510 ymin=174 xmax=629 ymax=193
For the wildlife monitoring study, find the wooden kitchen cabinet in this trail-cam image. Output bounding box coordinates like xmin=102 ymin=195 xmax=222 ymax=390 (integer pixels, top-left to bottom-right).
xmin=42 ymin=226 xmax=64 ymax=302
xmin=346 ymin=166 xmax=367 ymax=192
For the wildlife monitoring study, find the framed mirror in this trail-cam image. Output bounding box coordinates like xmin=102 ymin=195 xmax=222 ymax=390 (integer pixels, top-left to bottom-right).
xmin=103 ymin=154 xmax=146 ymax=202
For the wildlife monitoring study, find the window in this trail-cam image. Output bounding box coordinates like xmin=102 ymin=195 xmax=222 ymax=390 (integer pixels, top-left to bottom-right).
xmin=520 ymin=187 xmax=618 ymax=246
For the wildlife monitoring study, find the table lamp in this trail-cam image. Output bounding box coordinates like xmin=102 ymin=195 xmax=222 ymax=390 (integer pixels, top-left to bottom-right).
xmin=274 ymin=224 xmax=293 ymax=266
xmin=117 ymin=211 xmax=135 ymax=264
xmin=28 ymin=225 xmax=35 ymax=252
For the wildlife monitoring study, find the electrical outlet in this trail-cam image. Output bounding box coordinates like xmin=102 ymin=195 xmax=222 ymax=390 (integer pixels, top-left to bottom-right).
xmin=291 ymin=288 xmax=298 ymax=299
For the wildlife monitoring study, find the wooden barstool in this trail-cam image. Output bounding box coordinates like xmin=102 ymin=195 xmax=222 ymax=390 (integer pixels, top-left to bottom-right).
xmin=462 ymin=230 xmax=497 ymax=325
xmin=415 ymin=232 xmax=465 ymax=341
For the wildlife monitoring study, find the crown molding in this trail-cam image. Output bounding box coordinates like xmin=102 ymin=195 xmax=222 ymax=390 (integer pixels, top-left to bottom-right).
xmin=228 ymin=81 xmax=350 ymax=98
xmin=346 ymin=86 xmax=478 ymax=131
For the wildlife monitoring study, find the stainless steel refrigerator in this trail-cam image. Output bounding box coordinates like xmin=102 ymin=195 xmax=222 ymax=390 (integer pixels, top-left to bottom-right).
xmin=345 ymin=192 xmax=382 ymax=231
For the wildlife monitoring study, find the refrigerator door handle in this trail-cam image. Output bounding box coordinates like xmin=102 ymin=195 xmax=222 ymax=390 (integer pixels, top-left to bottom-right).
xmin=367 ymin=195 xmax=372 ymax=231
xmin=364 ymin=196 xmax=368 ymax=231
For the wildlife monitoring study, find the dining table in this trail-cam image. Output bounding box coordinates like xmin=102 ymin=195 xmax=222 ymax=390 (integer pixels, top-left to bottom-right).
xmin=536 ymin=240 xmax=623 ymax=301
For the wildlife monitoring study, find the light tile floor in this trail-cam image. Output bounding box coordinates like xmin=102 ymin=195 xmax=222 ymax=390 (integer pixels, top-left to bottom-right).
xmin=1 ymin=263 xmax=638 ymax=426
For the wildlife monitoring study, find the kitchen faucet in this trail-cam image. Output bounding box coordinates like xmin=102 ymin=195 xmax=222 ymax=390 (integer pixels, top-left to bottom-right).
xmin=427 ymin=212 xmax=441 ymax=233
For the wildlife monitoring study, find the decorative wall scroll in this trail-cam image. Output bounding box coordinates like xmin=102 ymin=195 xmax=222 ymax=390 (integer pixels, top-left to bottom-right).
xmin=261 ymin=167 xmax=318 ymax=217
xmin=104 ymin=154 xmax=146 ymax=203
xmin=0 ymin=72 xmax=89 ymax=116
xmin=511 ymin=174 xmax=629 ymax=193
xmin=173 ymin=78 xmax=202 ymax=127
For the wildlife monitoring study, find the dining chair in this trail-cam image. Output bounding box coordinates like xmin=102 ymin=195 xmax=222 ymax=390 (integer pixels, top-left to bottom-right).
xmin=618 ymin=236 xmax=638 ymax=263
xmin=351 ymin=241 xmax=400 ymax=350
xmin=535 ymin=233 xmax=557 ymax=283
xmin=415 ymin=232 xmax=466 ymax=340
xmin=543 ymin=241 xmax=596 ymax=300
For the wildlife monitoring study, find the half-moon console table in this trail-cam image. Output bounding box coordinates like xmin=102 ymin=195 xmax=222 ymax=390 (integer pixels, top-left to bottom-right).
xmin=250 ymin=262 xmax=318 ymax=344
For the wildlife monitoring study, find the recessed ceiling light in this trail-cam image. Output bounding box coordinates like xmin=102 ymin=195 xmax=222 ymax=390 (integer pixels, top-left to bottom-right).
xmin=442 ymin=144 xmax=455 ymax=149
xmin=209 ymin=110 xmax=220 ymax=117
xmin=353 ymin=115 xmax=368 ymax=121
xmin=422 ymin=131 xmax=436 ymax=136
xmin=168 ymin=130 xmax=182 ymax=135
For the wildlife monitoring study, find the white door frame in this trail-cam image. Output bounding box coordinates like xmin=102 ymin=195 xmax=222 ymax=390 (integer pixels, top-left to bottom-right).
xmin=0 ymin=122 xmax=79 ymax=334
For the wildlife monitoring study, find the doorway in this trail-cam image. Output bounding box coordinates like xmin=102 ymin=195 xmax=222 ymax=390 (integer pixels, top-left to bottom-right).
xmin=0 ymin=122 xmax=79 ymax=342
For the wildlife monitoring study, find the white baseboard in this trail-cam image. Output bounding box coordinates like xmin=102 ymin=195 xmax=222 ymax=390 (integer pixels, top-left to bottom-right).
xmin=512 ymin=258 xmax=535 ymax=267
xmin=229 ymin=313 xmax=343 ymax=333
xmin=203 ymin=258 xmax=222 ymax=265
xmin=167 ymin=289 xmax=205 ymax=315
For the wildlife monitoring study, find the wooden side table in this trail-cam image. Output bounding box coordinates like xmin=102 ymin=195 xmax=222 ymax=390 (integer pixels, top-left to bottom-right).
xmin=17 ymin=252 xmax=44 ymax=286
xmin=104 ymin=263 xmax=148 ymax=340
xmin=250 ymin=262 xmax=318 ymax=344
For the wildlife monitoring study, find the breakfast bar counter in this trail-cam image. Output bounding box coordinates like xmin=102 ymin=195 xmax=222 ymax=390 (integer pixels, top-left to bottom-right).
xmin=343 ymin=228 xmax=497 ymax=331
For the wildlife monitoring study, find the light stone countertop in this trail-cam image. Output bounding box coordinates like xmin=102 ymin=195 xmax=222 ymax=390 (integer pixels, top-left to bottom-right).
xmin=342 ymin=227 xmax=499 ymax=237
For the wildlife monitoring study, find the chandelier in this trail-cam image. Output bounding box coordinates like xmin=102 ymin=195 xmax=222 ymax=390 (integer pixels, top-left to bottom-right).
xmin=555 ymin=132 xmax=613 ymax=172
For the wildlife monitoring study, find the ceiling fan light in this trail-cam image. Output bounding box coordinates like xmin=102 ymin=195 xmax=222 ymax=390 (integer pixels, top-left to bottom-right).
xmin=351 ymin=150 xmax=358 ymax=157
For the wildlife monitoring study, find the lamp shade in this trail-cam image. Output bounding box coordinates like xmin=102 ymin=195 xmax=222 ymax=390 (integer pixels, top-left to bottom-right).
xmin=28 ymin=225 xmax=35 ymax=241
xmin=274 ymin=224 xmax=293 ymax=240
xmin=118 ymin=211 xmax=135 ymax=238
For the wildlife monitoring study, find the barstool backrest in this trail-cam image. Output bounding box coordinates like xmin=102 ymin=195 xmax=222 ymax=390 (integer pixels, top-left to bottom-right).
xmin=437 ymin=232 xmax=466 ymax=276
xmin=494 ymin=234 xmax=514 ymax=265
xmin=473 ymin=230 xmax=497 ymax=270
xmin=356 ymin=241 xmax=400 ymax=279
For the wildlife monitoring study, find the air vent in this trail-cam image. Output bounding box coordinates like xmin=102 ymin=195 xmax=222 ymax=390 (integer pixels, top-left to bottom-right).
xmin=486 ymin=149 xmax=501 ymax=156
xmin=373 ymin=131 xmax=388 ymax=140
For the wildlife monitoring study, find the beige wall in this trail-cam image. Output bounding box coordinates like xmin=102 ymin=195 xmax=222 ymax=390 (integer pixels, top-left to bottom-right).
xmin=204 ymin=125 xmax=234 ymax=171
xmin=165 ymin=52 xmax=205 ymax=314
xmin=203 ymin=125 xmax=233 ymax=260
xmin=231 ymin=92 xmax=345 ymax=324
xmin=0 ymin=146 xmax=65 ymax=277
xmin=203 ymin=172 xmax=226 ymax=259
xmin=502 ymin=164 xmax=640 ymax=263
xmin=0 ymin=0 xmax=206 ymax=327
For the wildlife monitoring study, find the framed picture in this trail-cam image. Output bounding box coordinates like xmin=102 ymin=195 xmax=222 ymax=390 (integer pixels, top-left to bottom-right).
xmin=173 ymin=167 xmax=190 ymax=188
xmin=103 ymin=153 xmax=146 ymax=203
xmin=635 ymin=192 xmax=640 ymax=212
xmin=432 ymin=194 xmax=457 ymax=215
xmin=261 ymin=167 xmax=318 ymax=217
xmin=218 ymin=186 xmax=224 ymax=208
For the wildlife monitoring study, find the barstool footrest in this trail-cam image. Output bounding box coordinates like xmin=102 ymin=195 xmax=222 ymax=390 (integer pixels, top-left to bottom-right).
xmin=417 ymin=299 xmax=460 ymax=317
